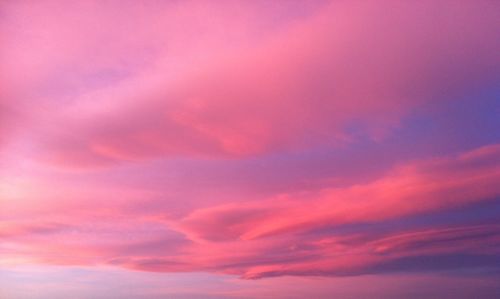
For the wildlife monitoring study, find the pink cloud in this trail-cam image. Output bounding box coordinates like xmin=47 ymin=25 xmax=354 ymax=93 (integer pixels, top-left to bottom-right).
xmin=176 ymin=144 xmax=500 ymax=242
xmin=1 ymin=144 xmax=499 ymax=279
xmin=237 ymin=224 xmax=500 ymax=279
xmin=1 ymin=2 xmax=499 ymax=296
xmin=1 ymin=0 xmax=496 ymax=167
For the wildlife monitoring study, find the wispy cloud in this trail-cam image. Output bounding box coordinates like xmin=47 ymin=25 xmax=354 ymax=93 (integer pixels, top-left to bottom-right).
xmin=1 ymin=0 xmax=499 ymax=298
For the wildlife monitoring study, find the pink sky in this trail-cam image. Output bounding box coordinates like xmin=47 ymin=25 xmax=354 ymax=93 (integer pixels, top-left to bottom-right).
xmin=1 ymin=1 xmax=500 ymax=298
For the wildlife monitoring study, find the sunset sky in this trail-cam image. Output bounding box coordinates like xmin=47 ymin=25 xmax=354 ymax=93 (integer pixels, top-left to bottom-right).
xmin=1 ymin=1 xmax=500 ymax=298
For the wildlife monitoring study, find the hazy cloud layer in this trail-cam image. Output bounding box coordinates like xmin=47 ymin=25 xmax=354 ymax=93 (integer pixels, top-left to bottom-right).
xmin=1 ymin=1 xmax=499 ymax=298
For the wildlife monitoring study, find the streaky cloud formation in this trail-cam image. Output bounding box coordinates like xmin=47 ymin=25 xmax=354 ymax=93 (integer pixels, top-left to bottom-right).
xmin=1 ymin=145 xmax=499 ymax=280
xmin=1 ymin=0 xmax=500 ymax=298
xmin=177 ymin=145 xmax=500 ymax=242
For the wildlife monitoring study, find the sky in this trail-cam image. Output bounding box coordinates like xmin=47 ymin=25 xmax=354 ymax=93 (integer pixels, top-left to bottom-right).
xmin=0 ymin=0 xmax=499 ymax=298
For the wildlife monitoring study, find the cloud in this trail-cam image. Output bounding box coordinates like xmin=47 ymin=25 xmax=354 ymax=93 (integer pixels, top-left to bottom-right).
xmin=2 ymin=144 xmax=498 ymax=280
xmin=238 ymin=224 xmax=500 ymax=279
xmin=165 ymin=144 xmax=500 ymax=278
xmin=0 ymin=1 xmax=499 ymax=289
xmin=1 ymin=0 xmax=496 ymax=167
xmin=176 ymin=144 xmax=500 ymax=242
xmin=110 ymin=223 xmax=500 ymax=279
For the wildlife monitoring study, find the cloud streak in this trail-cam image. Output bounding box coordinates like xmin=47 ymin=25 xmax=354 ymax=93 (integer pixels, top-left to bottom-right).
xmin=177 ymin=144 xmax=500 ymax=242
